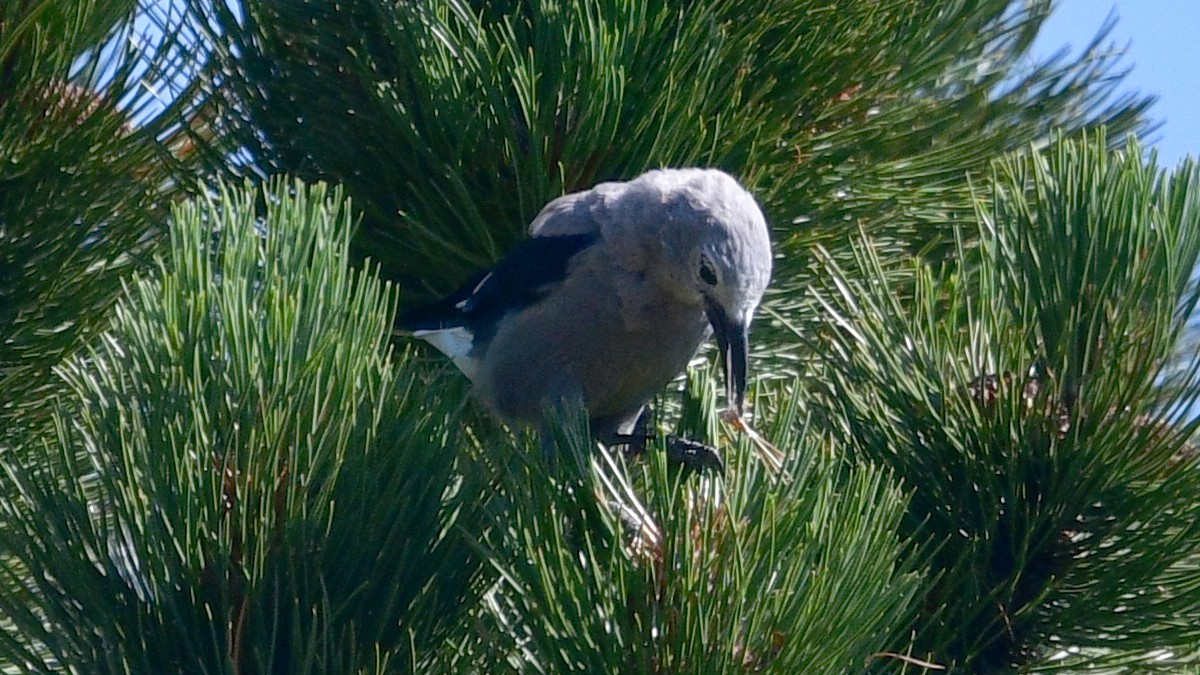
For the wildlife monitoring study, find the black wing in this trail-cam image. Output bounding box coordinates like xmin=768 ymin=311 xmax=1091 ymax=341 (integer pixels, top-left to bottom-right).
xmin=398 ymin=232 xmax=599 ymax=333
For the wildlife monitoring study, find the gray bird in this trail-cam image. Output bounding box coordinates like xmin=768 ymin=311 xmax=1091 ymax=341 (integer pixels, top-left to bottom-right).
xmin=399 ymin=168 xmax=772 ymax=459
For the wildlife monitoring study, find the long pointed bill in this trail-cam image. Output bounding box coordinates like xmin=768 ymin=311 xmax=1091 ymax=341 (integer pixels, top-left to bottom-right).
xmin=704 ymin=298 xmax=749 ymax=416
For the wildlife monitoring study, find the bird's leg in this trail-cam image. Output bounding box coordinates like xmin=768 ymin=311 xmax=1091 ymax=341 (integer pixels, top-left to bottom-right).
xmin=664 ymin=435 xmax=725 ymax=474
xmin=600 ymin=408 xmax=724 ymax=474
xmin=599 ymin=407 xmax=654 ymax=458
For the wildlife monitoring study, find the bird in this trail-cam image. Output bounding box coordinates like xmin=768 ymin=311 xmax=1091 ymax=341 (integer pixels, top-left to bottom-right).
xmin=398 ymin=168 xmax=773 ymax=464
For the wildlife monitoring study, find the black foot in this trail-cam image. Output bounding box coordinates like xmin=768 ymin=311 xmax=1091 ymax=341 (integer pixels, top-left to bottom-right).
xmin=603 ymin=407 xmax=654 ymax=459
xmin=599 ymin=408 xmax=722 ymax=474
xmin=665 ymin=435 xmax=725 ymax=474
xmin=603 ymin=432 xmax=723 ymax=474
xmin=607 ymin=431 xmax=650 ymax=459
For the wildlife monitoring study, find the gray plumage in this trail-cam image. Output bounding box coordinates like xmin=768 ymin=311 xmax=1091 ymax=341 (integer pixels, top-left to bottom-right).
xmin=400 ymin=168 xmax=772 ymax=438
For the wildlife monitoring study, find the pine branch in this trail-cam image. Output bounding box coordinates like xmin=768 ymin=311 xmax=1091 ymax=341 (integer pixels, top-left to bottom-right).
xmin=0 ymin=0 xmax=213 ymax=436
xmin=439 ymin=370 xmax=922 ymax=673
xmin=0 ymin=181 xmax=490 ymax=673
xmin=806 ymin=133 xmax=1200 ymax=671
xmin=185 ymin=0 xmax=1153 ymax=348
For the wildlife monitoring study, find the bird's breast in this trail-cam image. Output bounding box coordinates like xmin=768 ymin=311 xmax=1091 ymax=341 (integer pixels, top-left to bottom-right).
xmin=474 ymin=264 xmax=709 ymax=425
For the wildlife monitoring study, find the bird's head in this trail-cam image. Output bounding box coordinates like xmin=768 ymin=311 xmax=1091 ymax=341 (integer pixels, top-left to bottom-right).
xmin=610 ymin=169 xmax=773 ymax=415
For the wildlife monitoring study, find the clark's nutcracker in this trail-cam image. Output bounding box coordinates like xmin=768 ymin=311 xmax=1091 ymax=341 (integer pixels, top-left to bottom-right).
xmin=400 ymin=168 xmax=772 ymax=456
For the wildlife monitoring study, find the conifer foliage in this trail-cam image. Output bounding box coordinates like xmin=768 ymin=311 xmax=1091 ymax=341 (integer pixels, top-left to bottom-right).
xmin=2 ymin=1 xmax=1199 ymax=673
xmin=1 ymin=181 xmax=486 ymax=672
xmin=0 ymin=0 xmax=208 ymax=435
xmin=808 ymin=136 xmax=1200 ymax=670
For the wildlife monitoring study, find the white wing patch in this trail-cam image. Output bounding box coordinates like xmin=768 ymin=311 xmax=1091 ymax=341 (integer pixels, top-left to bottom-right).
xmin=455 ymin=272 xmax=494 ymax=311
xmin=413 ymin=327 xmax=480 ymax=383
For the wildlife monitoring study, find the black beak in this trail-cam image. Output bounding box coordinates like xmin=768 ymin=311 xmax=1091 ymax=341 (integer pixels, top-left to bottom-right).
xmin=704 ymin=298 xmax=749 ymax=415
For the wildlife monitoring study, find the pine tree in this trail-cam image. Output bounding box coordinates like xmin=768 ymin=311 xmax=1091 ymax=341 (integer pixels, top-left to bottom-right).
xmin=3 ymin=1 xmax=1199 ymax=673
xmin=0 ymin=0 xmax=209 ymax=436
xmin=808 ymin=135 xmax=1200 ymax=670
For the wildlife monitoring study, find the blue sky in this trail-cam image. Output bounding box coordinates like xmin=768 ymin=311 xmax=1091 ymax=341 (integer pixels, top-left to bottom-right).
xmin=1034 ymin=0 xmax=1200 ymax=168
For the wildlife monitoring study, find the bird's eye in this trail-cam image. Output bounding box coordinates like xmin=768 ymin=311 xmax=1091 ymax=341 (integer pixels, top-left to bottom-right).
xmin=699 ymin=256 xmax=719 ymax=286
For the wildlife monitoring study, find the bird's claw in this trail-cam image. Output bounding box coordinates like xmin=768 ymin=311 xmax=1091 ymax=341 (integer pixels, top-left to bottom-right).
xmin=607 ymin=431 xmax=724 ymax=474
xmin=665 ymin=435 xmax=725 ymax=474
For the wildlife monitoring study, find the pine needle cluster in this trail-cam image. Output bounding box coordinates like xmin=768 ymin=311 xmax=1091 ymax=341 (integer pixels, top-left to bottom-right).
xmin=3 ymin=2 xmax=1199 ymax=673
